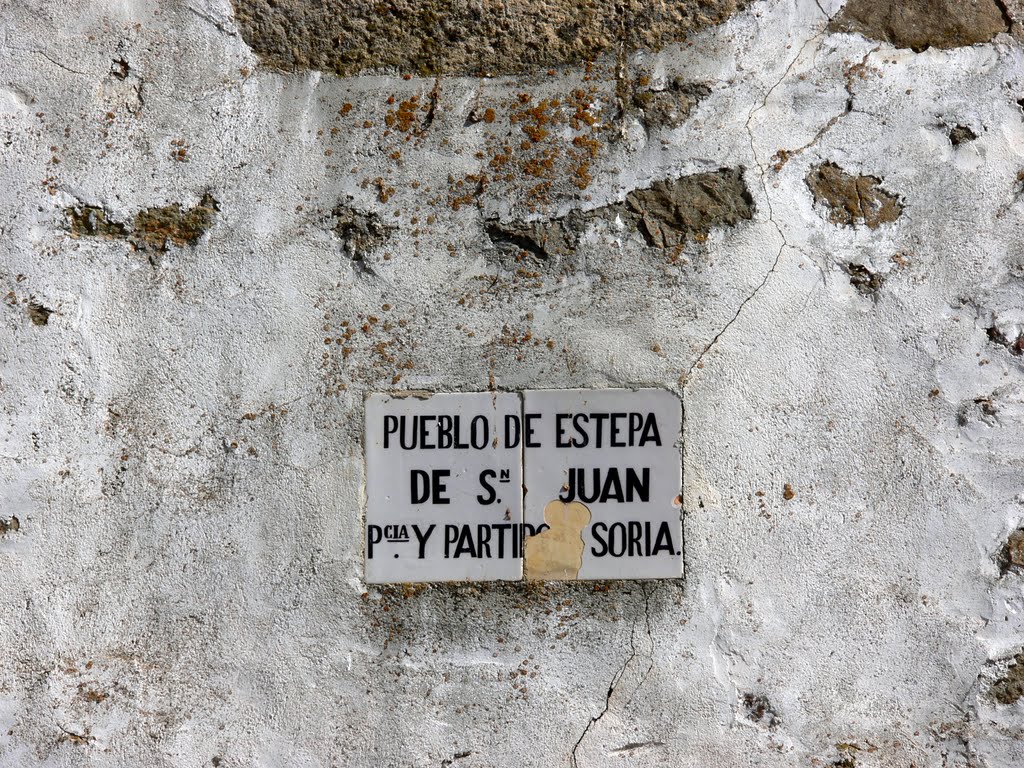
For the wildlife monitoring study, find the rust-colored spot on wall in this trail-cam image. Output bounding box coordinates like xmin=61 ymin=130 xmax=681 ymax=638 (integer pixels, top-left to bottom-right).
xmin=524 ymin=500 xmax=591 ymax=581
xmin=230 ymin=1 xmax=746 ymax=77
xmin=806 ymin=162 xmax=902 ymax=229
xmin=0 ymin=516 xmax=20 ymax=534
xmin=829 ymin=0 xmax=1009 ymax=52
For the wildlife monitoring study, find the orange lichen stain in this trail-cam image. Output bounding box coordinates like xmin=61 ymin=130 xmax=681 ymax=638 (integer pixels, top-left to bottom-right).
xmin=524 ymin=500 xmax=591 ymax=581
xmin=448 ymin=79 xmax=610 ymax=213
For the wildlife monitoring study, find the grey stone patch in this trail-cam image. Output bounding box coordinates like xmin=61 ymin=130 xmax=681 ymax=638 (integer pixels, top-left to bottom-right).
xmin=740 ymin=692 xmax=780 ymax=729
xmin=987 ymin=324 xmax=1024 ymax=356
xmin=485 ymin=209 xmax=588 ymax=263
xmin=844 ymin=263 xmax=884 ymax=297
xmin=624 ymin=167 xmax=755 ymax=248
xmin=632 ymin=79 xmax=711 ymax=130
xmin=333 ymin=203 xmax=397 ymax=272
xmin=26 ymin=299 xmax=52 ymax=326
xmin=487 ymin=167 xmax=754 ymax=260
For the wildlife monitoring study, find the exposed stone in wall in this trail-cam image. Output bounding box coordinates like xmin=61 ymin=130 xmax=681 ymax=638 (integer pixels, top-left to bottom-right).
xmin=998 ymin=528 xmax=1024 ymax=573
xmin=333 ymin=203 xmax=396 ymax=271
xmin=66 ymin=193 xmax=219 ymax=253
xmin=625 ymin=168 xmax=754 ymax=247
xmin=632 ymin=79 xmax=711 ymax=130
xmin=231 ymin=0 xmax=746 ymax=76
xmin=130 ymin=193 xmax=219 ymax=252
xmin=805 ymin=162 xmax=902 ymax=229
xmin=830 ymin=0 xmax=1010 ymax=51
xmin=988 ymin=651 xmax=1024 ymax=705
xmin=487 ymin=167 xmax=754 ymax=259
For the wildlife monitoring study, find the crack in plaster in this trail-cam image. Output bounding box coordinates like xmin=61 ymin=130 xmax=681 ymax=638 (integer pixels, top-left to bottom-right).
xmin=570 ymin=583 xmax=655 ymax=767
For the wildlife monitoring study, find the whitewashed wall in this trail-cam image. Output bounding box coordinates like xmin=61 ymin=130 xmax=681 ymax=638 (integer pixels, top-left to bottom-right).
xmin=2 ymin=1 xmax=1023 ymax=766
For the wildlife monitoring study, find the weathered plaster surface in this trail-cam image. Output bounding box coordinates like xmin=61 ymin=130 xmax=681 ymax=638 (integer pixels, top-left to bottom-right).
xmin=1 ymin=0 xmax=1023 ymax=766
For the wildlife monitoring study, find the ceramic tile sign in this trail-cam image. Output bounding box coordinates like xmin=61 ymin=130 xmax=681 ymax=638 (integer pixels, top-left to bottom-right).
xmin=364 ymin=392 xmax=524 ymax=584
xmin=522 ymin=389 xmax=682 ymax=581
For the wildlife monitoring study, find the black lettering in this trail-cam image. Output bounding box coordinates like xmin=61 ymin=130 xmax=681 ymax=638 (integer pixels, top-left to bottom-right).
xmin=555 ymin=413 xmax=570 ymax=447
xmin=608 ymin=523 xmax=625 ymax=557
xmin=470 ymin=415 xmax=488 ymax=450
xmin=628 ymin=520 xmax=643 ymax=556
xmin=412 ymin=523 xmax=436 ymax=559
xmin=432 ymin=469 xmax=450 ymax=504
xmin=572 ymin=413 xmax=588 ymax=448
xmin=504 ymin=414 xmax=521 ymax=449
xmin=651 ymin=521 xmax=674 ymax=556
xmin=525 ymin=413 xmax=541 ymax=447
xmin=602 ymin=468 xmax=624 ymax=503
xmin=629 ymin=412 xmax=642 ymax=443
xmin=559 ymin=468 xmax=576 ymax=502
xmin=591 ymin=522 xmax=608 ymax=557
xmin=477 ymin=524 xmax=492 ymax=558
xmin=367 ymin=524 xmax=383 ymax=559
xmin=383 ymin=415 xmax=398 ymax=449
xmin=477 ymin=469 xmax=497 ymax=504
xmin=639 ymin=412 xmax=661 ymax=446
xmin=610 ymin=412 xmax=626 ymax=447
xmin=453 ymin=525 xmax=476 ymax=558
xmin=419 ymin=415 xmax=436 ymax=449
xmin=454 ymin=415 xmax=470 ymax=449
xmin=399 ymin=415 xmax=415 ymax=450
xmin=626 ymin=467 xmax=649 ymax=503
xmin=437 ymin=414 xmax=453 ymax=449
xmin=494 ymin=523 xmax=511 ymax=558
xmin=444 ymin=524 xmax=459 ymax=557
xmin=591 ymin=412 xmax=608 ymax=447
xmin=410 ymin=469 xmax=430 ymax=504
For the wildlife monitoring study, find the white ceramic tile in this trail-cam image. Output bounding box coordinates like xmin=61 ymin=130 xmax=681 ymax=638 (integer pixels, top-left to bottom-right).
xmin=364 ymin=392 xmax=524 ymax=583
xmin=522 ymin=389 xmax=682 ymax=580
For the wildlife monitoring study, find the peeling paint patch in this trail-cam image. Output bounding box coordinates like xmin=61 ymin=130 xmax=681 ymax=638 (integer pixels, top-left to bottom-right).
xmin=948 ymin=124 xmax=979 ymax=146
xmin=829 ymin=0 xmax=1009 ymax=51
xmin=230 ymin=0 xmax=746 ymax=77
xmin=805 ymin=162 xmax=902 ymax=229
xmin=524 ymin=500 xmax=590 ymax=581
xmin=0 ymin=516 xmax=20 ymax=535
xmin=485 ymin=211 xmax=587 ymax=262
